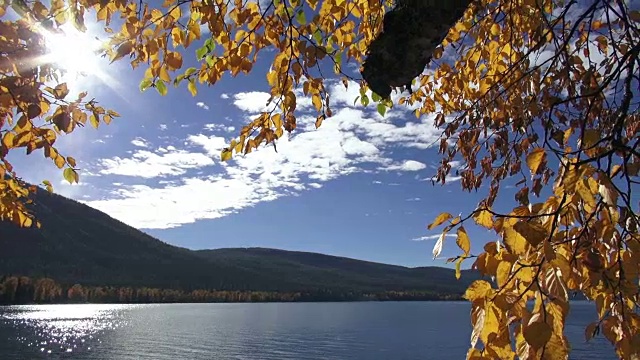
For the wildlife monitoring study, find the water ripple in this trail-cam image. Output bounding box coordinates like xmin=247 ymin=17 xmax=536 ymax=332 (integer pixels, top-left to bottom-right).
xmin=0 ymin=302 xmax=619 ymax=360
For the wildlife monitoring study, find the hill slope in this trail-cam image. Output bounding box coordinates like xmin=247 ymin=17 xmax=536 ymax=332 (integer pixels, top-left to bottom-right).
xmin=0 ymin=188 xmax=478 ymax=295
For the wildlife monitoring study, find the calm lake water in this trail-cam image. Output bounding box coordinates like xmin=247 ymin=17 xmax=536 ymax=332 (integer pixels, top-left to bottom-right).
xmin=0 ymin=302 xmax=617 ymax=359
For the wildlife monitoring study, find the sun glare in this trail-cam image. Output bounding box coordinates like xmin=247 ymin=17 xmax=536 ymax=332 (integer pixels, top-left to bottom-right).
xmin=40 ymin=24 xmax=113 ymax=87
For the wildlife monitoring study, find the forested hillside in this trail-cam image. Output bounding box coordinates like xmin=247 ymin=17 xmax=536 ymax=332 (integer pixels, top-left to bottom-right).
xmin=0 ymin=188 xmax=479 ymax=301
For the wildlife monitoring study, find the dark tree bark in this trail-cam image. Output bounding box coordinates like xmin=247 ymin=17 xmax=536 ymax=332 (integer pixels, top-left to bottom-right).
xmin=361 ymin=0 xmax=475 ymax=98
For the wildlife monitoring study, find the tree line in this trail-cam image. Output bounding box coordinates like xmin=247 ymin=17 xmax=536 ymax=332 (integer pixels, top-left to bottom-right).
xmin=0 ymin=275 xmax=462 ymax=305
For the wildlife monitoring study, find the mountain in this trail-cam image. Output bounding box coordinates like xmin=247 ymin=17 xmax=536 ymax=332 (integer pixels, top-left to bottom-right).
xmin=0 ymin=187 xmax=479 ymax=296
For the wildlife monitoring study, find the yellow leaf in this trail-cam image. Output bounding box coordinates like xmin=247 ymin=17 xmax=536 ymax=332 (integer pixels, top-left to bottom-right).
xmin=315 ymin=115 xmax=324 ymax=129
xmin=546 ymin=299 xmax=568 ymax=333
xmin=54 ymin=154 xmax=65 ymax=169
xmin=490 ymin=23 xmax=500 ymax=36
xmin=480 ymin=302 xmax=501 ymax=344
xmin=428 ymin=212 xmax=452 ymax=230
xmin=541 ymin=334 xmax=568 ymax=360
xmin=526 ymin=147 xmax=546 ymax=175
xmin=90 ymin=114 xmax=99 ymax=129
xmin=221 ymin=149 xmax=232 ymax=162
xmin=513 ymin=221 xmax=547 ymax=248
xmin=63 ymin=168 xmax=78 ymax=184
xmin=312 ymin=93 xmax=322 ymax=111
xmin=159 ymin=65 xmax=171 ymax=82
xmin=2 ymin=132 xmax=15 ymax=148
xmin=576 ymin=179 xmax=596 ymax=208
xmin=523 ymin=321 xmax=552 ymax=350
xmin=53 ymin=83 xmax=69 ymax=100
xmin=111 ymin=41 xmax=134 ymax=63
xmin=455 ymin=257 xmax=463 ymax=280
xmin=464 ymin=280 xmax=493 ymax=302
xmin=473 ymin=209 xmax=493 ymax=229
xmin=496 ymin=260 xmax=512 ymax=288
xmin=188 ymin=80 xmax=197 ymax=96
xmin=503 ymin=225 xmax=529 ymax=255
xmin=456 ymin=226 xmax=471 ymax=256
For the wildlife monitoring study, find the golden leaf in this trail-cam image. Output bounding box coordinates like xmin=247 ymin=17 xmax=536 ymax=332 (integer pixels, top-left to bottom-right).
xmin=428 ymin=212 xmax=452 ymax=230
xmin=312 ymin=93 xmax=322 ymax=111
xmin=315 ymin=115 xmax=324 ymax=129
xmin=455 ymin=257 xmax=464 ymax=280
xmin=503 ymin=225 xmax=529 ymax=255
xmin=542 ymin=334 xmax=568 ymax=360
xmin=513 ymin=221 xmax=547 ymax=248
xmin=496 ymin=260 xmax=512 ymax=288
xmin=526 ymin=148 xmax=546 ymax=175
xmin=220 ymin=149 xmax=232 ymax=162
xmin=464 ymin=280 xmax=493 ymax=302
xmin=473 ymin=209 xmax=493 ymax=229
xmin=53 ymin=83 xmax=69 ymax=100
xmin=576 ymin=179 xmax=596 ymax=208
xmin=187 ymin=80 xmax=197 ymax=97
xmin=456 ymin=226 xmax=471 ymax=256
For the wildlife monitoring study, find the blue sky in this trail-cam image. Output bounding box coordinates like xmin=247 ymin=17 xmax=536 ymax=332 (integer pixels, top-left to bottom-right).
xmin=7 ymin=12 xmax=533 ymax=268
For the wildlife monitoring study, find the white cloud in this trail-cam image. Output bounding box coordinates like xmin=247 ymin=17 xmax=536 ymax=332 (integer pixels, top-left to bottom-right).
xmin=203 ymin=124 xmax=237 ymax=134
xmin=97 ymin=149 xmax=215 ymax=178
xmin=384 ymin=160 xmax=426 ymax=172
xmin=188 ymin=134 xmax=227 ymax=156
xmin=406 ymin=197 xmax=421 ymax=201
xmin=159 ymin=124 xmax=167 ymax=131
xmin=84 ymin=80 xmax=453 ymax=229
xmin=196 ymin=102 xmax=210 ymax=110
xmin=131 ymin=137 xmax=150 ymax=148
xmin=232 ymin=91 xmax=272 ymax=112
xmin=411 ymin=234 xmax=456 ymax=241
xmin=220 ymin=93 xmax=229 ymax=99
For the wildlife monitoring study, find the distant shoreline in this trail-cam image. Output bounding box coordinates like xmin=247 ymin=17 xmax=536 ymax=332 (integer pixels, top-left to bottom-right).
xmin=0 ymin=273 xmax=465 ymax=306
xmin=1 ymin=298 xmax=469 ymax=306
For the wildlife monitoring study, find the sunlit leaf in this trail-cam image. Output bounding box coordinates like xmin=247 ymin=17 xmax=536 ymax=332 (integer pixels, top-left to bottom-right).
xmin=456 ymin=226 xmax=470 ymax=256
xmin=428 ymin=212 xmax=452 ymax=230
xmin=526 ymin=148 xmax=546 ymax=175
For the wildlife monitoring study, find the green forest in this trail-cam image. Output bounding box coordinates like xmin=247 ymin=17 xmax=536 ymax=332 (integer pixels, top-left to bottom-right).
xmin=0 ymin=188 xmax=478 ymax=303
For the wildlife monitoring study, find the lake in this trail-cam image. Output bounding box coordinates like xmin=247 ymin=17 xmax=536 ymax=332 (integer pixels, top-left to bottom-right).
xmin=0 ymin=302 xmax=617 ymax=359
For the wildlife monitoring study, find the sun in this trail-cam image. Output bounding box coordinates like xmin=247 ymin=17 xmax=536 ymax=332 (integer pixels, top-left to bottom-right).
xmin=40 ymin=24 xmax=112 ymax=86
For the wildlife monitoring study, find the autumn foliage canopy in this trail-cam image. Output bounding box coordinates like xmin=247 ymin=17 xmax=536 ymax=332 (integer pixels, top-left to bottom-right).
xmin=1 ymin=0 xmax=639 ymax=358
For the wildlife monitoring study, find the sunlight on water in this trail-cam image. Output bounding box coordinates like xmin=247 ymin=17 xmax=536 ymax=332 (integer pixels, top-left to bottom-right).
xmin=0 ymin=302 xmax=616 ymax=359
xmin=1 ymin=304 xmax=135 ymax=356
